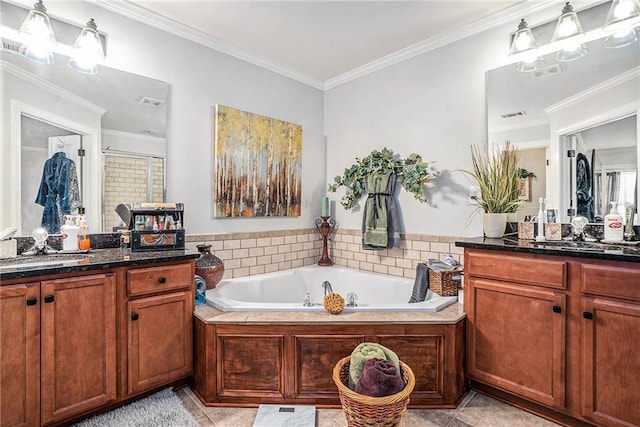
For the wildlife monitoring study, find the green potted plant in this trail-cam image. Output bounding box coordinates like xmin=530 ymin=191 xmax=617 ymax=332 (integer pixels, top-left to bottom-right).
xmin=463 ymin=143 xmax=522 ymax=238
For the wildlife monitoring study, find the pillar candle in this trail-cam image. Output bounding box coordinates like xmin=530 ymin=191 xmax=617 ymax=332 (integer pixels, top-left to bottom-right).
xmin=321 ymin=197 xmax=329 ymax=217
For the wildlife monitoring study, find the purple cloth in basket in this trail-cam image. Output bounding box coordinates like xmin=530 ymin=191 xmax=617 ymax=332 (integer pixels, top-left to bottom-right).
xmin=355 ymin=358 xmax=405 ymax=397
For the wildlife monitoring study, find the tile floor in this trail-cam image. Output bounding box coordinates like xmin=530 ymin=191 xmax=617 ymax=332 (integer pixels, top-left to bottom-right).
xmin=177 ymin=388 xmax=561 ymax=427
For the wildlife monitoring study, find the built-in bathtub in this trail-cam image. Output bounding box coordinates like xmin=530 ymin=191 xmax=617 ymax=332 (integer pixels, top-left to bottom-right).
xmin=205 ymin=265 xmax=458 ymax=312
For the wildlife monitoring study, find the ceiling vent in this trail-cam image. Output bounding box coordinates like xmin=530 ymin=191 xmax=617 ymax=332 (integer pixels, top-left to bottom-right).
xmin=501 ymin=111 xmax=527 ymax=119
xmin=1 ymin=39 xmax=20 ymax=53
xmin=531 ymin=64 xmax=563 ymax=79
xmin=137 ymin=96 xmax=165 ymax=108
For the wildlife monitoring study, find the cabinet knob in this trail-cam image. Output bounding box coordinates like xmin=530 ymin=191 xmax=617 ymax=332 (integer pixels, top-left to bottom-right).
xmin=44 ymin=295 xmax=55 ymax=303
xmin=26 ymin=297 xmax=38 ymax=306
xmin=131 ymin=313 xmax=139 ymax=321
xmin=158 ymin=277 xmax=167 ymax=284
xmin=552 ymin=305 xmax=562 ymax=313
xmin=583 ymin=311 xmax=594 ymax=320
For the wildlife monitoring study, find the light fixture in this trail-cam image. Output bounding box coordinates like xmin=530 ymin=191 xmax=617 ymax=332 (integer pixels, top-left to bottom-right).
xmin=18 ymin=0 xmax=56 ymax=64
xmin=68 ymin=19 xmax=105 ymax=74
xmin=509 ymin=19 xmax=543 ymax=72
xmin=551 ymin=2 xmax=588 ymax=62
xmin=603 ymin=0 xmax=640 ymax=48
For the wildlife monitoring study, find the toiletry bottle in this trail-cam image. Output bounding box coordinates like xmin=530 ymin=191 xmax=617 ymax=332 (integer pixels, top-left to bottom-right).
xmin=535 ymin=197 xmax=546 ymax=242
xmin=61 ymin=215 xmax=79 ymax=251
xmin=604 ymin=201 xmax=624 ymax=241
xmin=78 ymin=216 xmax=90 ymax=250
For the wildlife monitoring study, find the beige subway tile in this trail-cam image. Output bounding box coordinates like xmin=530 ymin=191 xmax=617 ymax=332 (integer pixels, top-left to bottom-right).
xmin=291 ymin=259 xmax=303 ymax=268
xmin=215 ymin=250 xmax=233 ymax=261
xmin=296 ymin=234 xmax=309 ymax=243
xmin=399 ymin=240 xmax=410 ymax=250
xmin=298 ymin=250 xmax=309 ymax=259
xmin=223 ymin=239 xmax=241 ymax=250
xmin=278 ymin=261 xmax=292 ymax=270
xmin=290 ymin=243 xmax=303 ymax=252
xmin=278 ymin=244 xmax=292 ymax=254
xmin=373 ymin=264 xmax=388 ymax=274
xmin=272 ymin=253 xmax=285 ymax=263
xmin=264 ymin=263 xmax=279 ymax=274
xmin=449 ymin=245 xmax=464 ymax=255
xmin=430 ymin=242 xmax=450 ymax=253
xmin=240 ymin=238 xmax=257 ymax=248
xmin=366 ymin=254 xmax=381 ymax=264
xmin=353 ymin=252 xmax=367 ymax=262
xmin=256 ymin=255 xmax=272 ymax=265
xmin=412 ymin=241 xmax=430 ymax=251
xmin=232 ymin=248 xmax=249 ymax=259
xmin=332 ymin=249 xmax=343 ymax=259
xmin=284 ymin=235 xmax=297 ymax=244
xmin=249 ymin=265 xmax=265 ymax=275
xmin=303 ymin=257 xmax=316 ymax=266
xmin=303 ymin=241 xmax=316 ymax=251
xmin=232 ymin=267 xmax=249 ymax=278
xmin=334 ymin=257 xmax=347 ymax=267
xmin=380 ymin=257 xmax=396 ymax=267
xmin=395 ymin=258 xmax=413 ymax=269
xmin=346 ymin=243 xmax=361 ymax=253
xmin=403 ymin=268 xmax=417 ymax=279
xmin=387 ymin=248 xmax=404 ymax=258
xmin=420 ymin=251 xmax=438 ymax=261
xmin=249 ymin=247 xmax=265 ymax=257
xmin=271 ymin=236 xmax=285 ymax=245
xmin=284 ymin=252 xmax=298 ymax=261
xmin=208 ymin=241 xmax=224 ymax=251
xmin=335 ymin=242 xmax=347 ymax=251
xmin=360 ymin=262 xmax=373 ymax=272
xmin=257 ymin=237 xmax=271 ymax=247
xmin=405 ymin=250 xmax=421 ymax=260
xmin=342 ymin=251 xmax=354 ymax=260
xmin=241 ymin=257 xmax=257 ymax=267
xmin=387 ymin=266 xmax=404 ymax=277
xmin=223 ymin=258 xmax=241 ymax=269
xmin=264 ymin=246 xmax=278 ymax=255
xmin=222 ymin=270 xmax=233 ymax=280
xmin=347 ymin=259 xmax=359 ymax=269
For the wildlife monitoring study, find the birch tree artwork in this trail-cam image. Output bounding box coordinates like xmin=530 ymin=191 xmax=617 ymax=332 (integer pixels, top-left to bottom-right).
xmin=214 ymin=105 xmax=303 ymax=217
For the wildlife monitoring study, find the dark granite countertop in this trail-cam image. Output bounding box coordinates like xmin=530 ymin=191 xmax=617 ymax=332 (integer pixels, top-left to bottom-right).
xmin=455 ymin=236 xmax=640 ymax=263
xmin=0 ymin=248 xmax=200 ymax=281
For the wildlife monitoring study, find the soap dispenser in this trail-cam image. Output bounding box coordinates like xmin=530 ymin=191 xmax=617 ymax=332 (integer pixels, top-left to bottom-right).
xmin=604 ymin=201 xmax=624 ymax=242
xmin=61 ymin=215 xmax=80 ymax=251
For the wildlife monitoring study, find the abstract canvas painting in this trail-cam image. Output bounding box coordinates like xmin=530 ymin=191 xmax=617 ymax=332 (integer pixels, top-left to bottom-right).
xmin=214 ymin=104 xmax=303 ymax=217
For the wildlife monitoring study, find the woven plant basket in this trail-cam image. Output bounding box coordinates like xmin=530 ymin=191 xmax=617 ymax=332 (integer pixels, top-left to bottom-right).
xmin=332 ymin=356 xmax=415 ymax=427
xmin=429 ymin=268 xmax=462 ymax=297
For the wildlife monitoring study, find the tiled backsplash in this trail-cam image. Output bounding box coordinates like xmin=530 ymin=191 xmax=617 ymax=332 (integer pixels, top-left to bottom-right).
xmin=186 ymin=228 xmax=463 ymax=280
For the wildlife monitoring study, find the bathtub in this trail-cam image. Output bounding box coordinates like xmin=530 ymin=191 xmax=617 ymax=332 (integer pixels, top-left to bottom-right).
xmin=205 ymin=265 xmax=458 ymax=312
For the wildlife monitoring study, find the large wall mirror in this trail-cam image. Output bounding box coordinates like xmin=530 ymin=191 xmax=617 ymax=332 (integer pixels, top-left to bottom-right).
xmin=1 ymin=40 xmax=169 ymax=236
xmin=487 ymin=14 xmax=640 ymax=224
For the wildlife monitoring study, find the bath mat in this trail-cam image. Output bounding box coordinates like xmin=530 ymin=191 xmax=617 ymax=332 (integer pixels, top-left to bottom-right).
xmin=253 ymin=404 xmax=316 ymax=427
xmin=73 ymin=388 xmax=198 ymax=427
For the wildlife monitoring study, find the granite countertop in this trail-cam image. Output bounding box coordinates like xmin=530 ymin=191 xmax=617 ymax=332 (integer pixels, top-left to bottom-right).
xmin=0 ymin=248 xmax=200 ymax=281
xmin=194 ymin=301 xmax=466 ymax=324
xmin=456 ymin=236 xmax=640 ymax=262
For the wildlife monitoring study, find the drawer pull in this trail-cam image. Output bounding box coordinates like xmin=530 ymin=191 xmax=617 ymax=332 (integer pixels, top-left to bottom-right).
xmin=131 ymin=313 xmax=139 ymax=321
xmin=26 ymin=297 xmax=38 ymax=306
xmin=552 ymin=305 xmax=562 ymax=313
xmin=583 ymin=311 xmax=594 ymax=320
xmin=158 ymin=277 xmax=167 ymax=284
xmin=44 ymin=295 xmax=55 ymax=303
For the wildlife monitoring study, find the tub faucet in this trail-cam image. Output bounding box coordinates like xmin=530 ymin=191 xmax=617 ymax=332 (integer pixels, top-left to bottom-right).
xmin=322 ymin=280 xmax=333 ymax=296
xmin=346 ymin=292 xmax=358 ymax=307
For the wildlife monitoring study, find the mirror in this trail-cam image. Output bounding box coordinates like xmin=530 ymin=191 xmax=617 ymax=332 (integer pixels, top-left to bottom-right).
xmin=1 ymin=48 xmax=169 ymax=236
xmin=487 ymin=33 xmax=640 ymax=224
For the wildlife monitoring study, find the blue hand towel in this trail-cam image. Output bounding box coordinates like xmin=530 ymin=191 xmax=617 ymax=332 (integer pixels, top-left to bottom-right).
xmin=408 ymin=263 xmax=429 ymax=303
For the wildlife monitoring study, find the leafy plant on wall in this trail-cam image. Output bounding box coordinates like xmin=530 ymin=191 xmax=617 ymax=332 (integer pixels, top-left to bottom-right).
xmin=327 ymin=148 xmax=438 ymax=210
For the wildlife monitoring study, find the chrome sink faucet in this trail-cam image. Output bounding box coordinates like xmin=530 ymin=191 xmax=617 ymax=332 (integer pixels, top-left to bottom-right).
xmin=22 ymin=227 xmax=58 ymax=256
xmin=322 ymin=280 xmax=333 ymax=296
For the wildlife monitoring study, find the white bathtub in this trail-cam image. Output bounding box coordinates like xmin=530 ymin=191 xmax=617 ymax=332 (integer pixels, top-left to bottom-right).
xmin=205 ymin=265 xmax=458 ymax=312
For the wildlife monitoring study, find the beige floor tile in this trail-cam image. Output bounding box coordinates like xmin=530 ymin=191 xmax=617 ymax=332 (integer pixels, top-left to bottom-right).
xmin=195 ymin=414 xmax=216 ymax=426
xmin=205 ymin=407 xmax=258 ymax=427
xmin=177 ymin=388 xmax=208 ymax=419
xmin=399 ymin=409 xmax=455 ymax=426
xmin=454 ymin=393 xmax=560 ymax=427
xmin=318 ymin=408 xmax=348 ymax=426
xmin=183 ymin=387 xmax=218 ymax=416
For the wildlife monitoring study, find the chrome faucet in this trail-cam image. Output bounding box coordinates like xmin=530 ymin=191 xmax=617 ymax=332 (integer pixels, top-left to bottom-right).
xmin=322 ymin=280 xmax=333 ymax=296
xmin=346 ymin=292 xmax=358 ymax=307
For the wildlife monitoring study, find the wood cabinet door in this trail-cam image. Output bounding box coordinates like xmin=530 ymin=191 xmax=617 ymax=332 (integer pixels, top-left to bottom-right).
xmin=582 ymin=297 xmax=640 ymax=427
xmin=0 ymin=283 xmax=40 ymax=427
xmin=127 ymin=291 xmax=192 ymax=395
xmin=467 ymin=278 xmax=566 ymax=409
xmin=40 ymin=274 xmax=117 ymax=425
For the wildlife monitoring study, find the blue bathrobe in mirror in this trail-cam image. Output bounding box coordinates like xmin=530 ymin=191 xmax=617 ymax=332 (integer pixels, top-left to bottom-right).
xmin=35 ymin=152 xmax=81 ymax=234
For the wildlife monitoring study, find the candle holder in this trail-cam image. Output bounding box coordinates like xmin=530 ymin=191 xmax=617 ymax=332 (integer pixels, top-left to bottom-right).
xmin=315 ymin=216 xmax=336 ymax=266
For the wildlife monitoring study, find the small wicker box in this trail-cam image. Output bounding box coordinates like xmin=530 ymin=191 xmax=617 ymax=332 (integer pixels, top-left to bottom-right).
xmin=429 ymin=268 xmax=461 ymax=297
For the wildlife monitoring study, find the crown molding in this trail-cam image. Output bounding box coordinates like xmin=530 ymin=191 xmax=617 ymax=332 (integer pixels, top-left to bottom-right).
xmin=89 ymin=0 xmax=325 ymax=90
xmin=1 ymin=59 xmax=107 ymax=116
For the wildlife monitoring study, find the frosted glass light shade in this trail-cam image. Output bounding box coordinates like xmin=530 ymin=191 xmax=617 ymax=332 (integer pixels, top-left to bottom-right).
xmin=604 ymin=27 xmax=638 ymax=47
xmin=604 ymin=0 xmax=640 ymax=33
xmin=552 ymin=2 xmax=587 ymax=61
xmin=68 ymin=18 xmax=105 ymax=74
xmin=509 ymin=19 xmax=540 ymax=66
xmin=18 ymin=0 xmax=56 ymax=64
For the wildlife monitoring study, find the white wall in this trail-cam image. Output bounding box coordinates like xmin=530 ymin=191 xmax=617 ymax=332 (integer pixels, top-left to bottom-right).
xmin=27 ymin=1 xmax=325 ymax=234
xmin=324 ymin=26 xmax=514 ymax=237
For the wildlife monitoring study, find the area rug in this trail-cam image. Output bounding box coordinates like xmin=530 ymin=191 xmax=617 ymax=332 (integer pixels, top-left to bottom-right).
xmin=73 ymin=388 xmax=198 ymax=427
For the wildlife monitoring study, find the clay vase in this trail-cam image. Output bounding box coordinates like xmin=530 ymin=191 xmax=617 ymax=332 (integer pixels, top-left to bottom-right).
xmin=195 ymin=244 xmax=224 ymax=289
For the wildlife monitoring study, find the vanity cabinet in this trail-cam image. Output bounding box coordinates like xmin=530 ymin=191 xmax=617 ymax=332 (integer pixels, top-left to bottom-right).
xmin=464 ymin=248 xmax=640 ymax=427
xmin=0 ymin=274 xmax=116 ymax=427
xmin=125 ymin=264 xmax=193 ymax=396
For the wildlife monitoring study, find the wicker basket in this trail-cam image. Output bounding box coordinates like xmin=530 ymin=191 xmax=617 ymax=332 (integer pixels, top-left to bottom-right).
xmin=428 ymin=268 xmax=462 ymax=297
xmin=332 ymin=356 xmax=415 ymax=427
